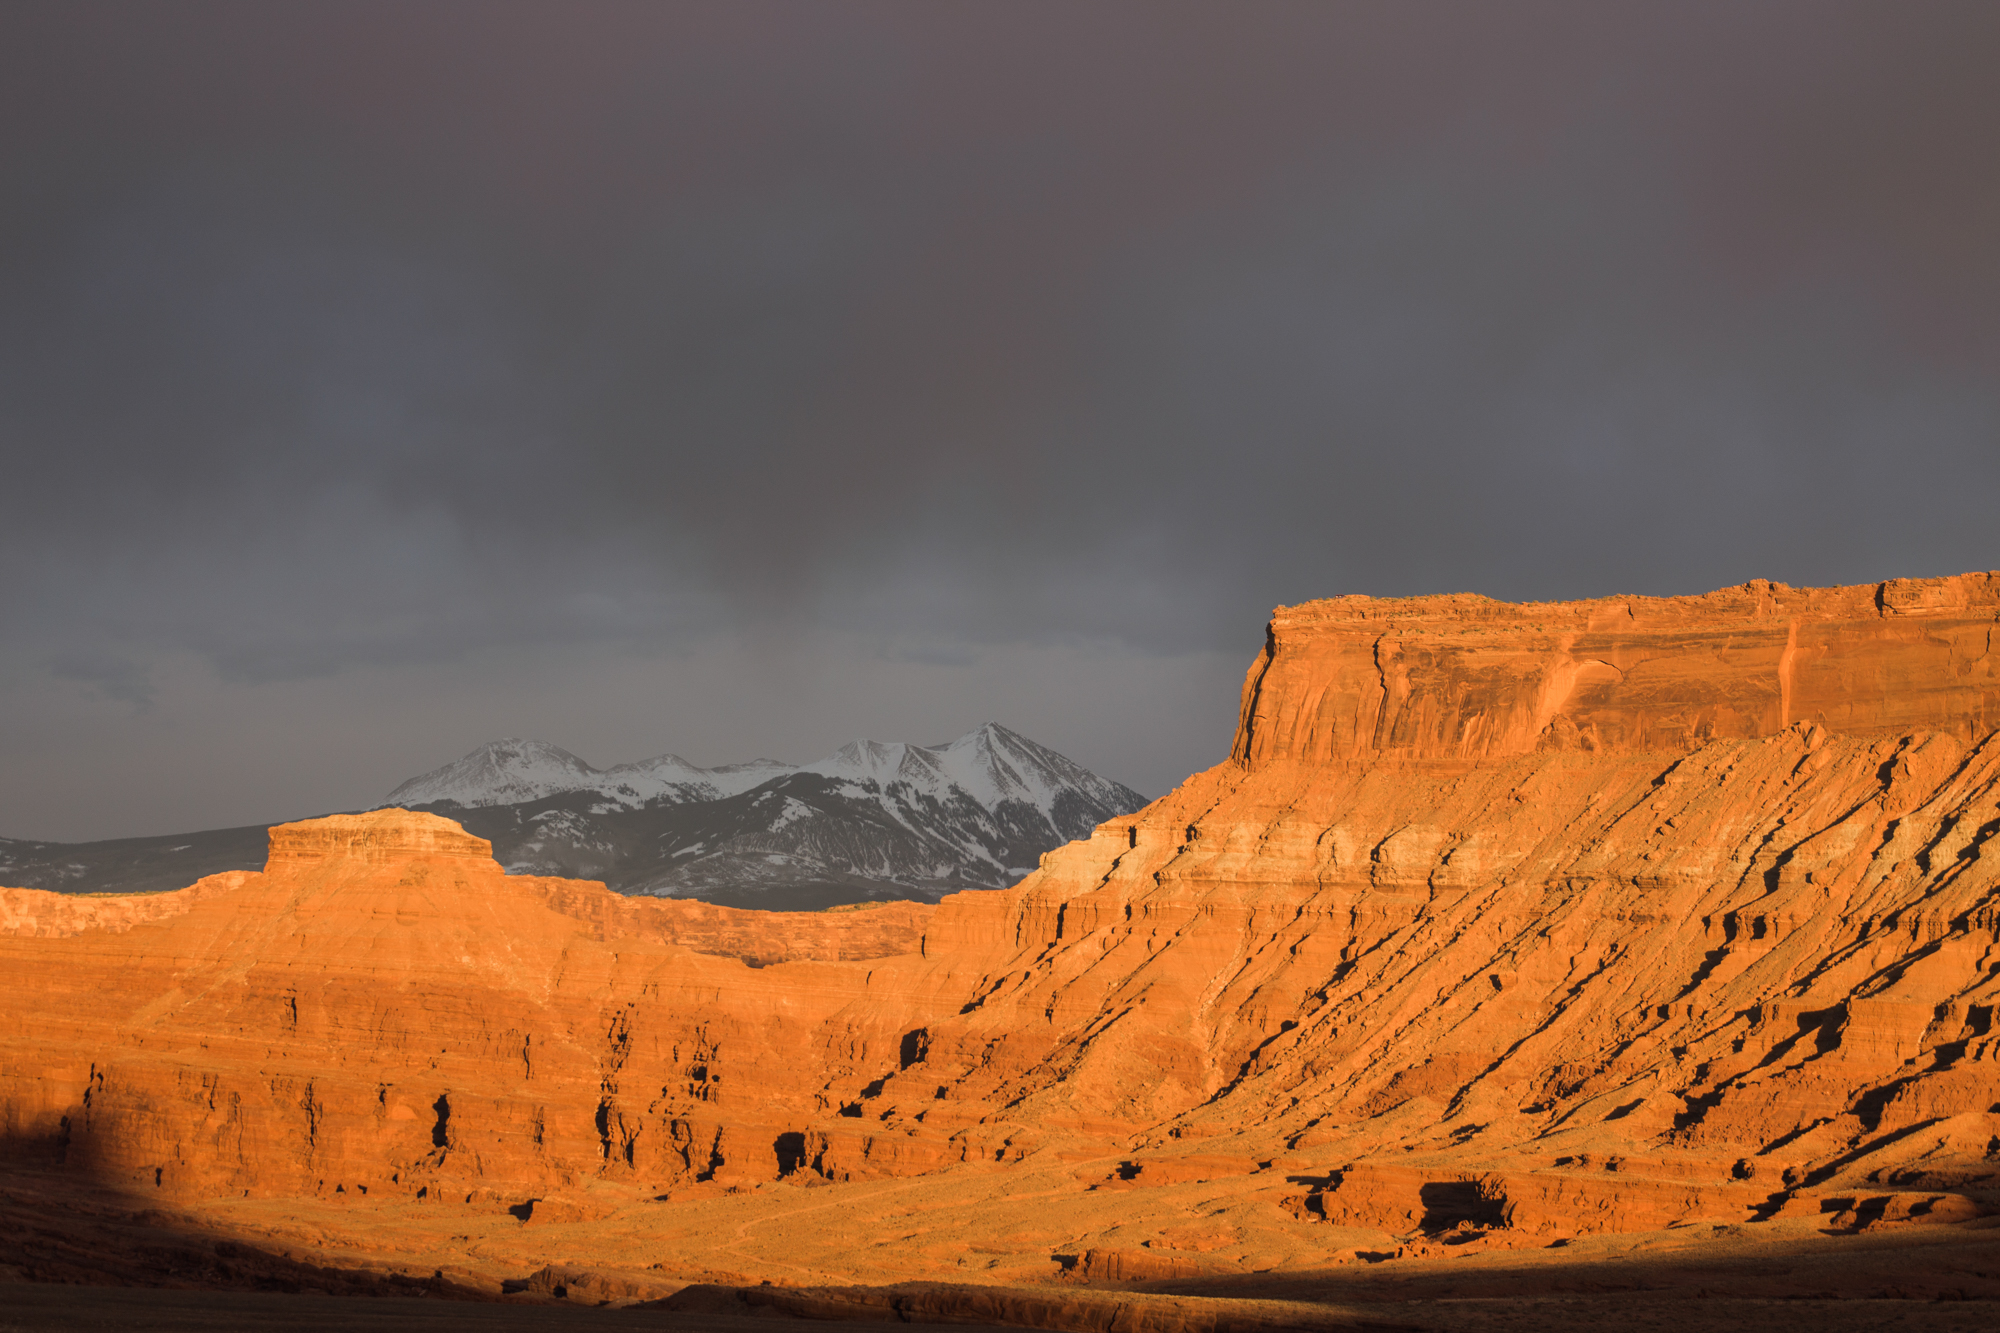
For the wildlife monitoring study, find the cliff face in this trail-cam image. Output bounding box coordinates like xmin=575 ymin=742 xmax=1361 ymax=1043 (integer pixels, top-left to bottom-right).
xmin=0 ymin=812 xmax=940 ymax=1203
xmin=947 ymin=572 xmax=2000 ymax=1232
xmin=1232 ymin=573 xmax=2000 ymax=764
xmin=5 ymin=574 xmax=1999 ymax=1248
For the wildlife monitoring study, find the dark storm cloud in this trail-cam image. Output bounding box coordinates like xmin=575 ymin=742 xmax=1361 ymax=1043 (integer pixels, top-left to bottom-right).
xmin=3 ymin=2 xmax=1997 ymax=835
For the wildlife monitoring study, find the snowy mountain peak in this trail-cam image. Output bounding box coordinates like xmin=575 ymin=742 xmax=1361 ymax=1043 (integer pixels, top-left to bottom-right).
xmin=796 ymin=722 xmax=1135 ymax=821
xmin=383 ymin=739 xmax=601 ymax=809
xmin=383 ymin=724 xmax=1142 ymax=824
xmin=380 ymin=723 xmax=1149 ymax=905
xmin=603 ymin=752 xmax=704 ymax=783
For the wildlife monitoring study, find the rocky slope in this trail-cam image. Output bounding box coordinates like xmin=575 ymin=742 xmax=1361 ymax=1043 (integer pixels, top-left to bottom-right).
xmin=3 ymin=573 xmax=1999 ymax=1316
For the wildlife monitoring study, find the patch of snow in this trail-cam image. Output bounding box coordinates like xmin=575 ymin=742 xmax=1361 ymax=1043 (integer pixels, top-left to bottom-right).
xmin=767 ymin=796 xmax=814 ymax=830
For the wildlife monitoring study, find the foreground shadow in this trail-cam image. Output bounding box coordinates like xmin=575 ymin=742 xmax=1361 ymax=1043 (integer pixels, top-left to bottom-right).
xmin=0 ymin=1129 xmax=1019 ymax=1331
xmin=0 ymin=1129 xmax=501 ymax=1305
xmin=6 ymin=1125 xmax=2000 ymax=1332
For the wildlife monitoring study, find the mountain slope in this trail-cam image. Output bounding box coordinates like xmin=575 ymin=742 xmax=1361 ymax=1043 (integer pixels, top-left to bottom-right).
xmin=0 ymin=824 xmax=272 ymax=898
xmin=385 ymin=723 xmax=1135 ymax=817
xmin=384 ymin=738 xmax=792 ymax=807
xmin=0 ymin=725 xmax=1146 ymax=912
xmin=393 ymin=723 xmax=1148 ymax=909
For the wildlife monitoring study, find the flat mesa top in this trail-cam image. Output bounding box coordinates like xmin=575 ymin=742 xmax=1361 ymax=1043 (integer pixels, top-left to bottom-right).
xmin=1273 ymin=571 xmax=2000 ymax=631
xmin=265 ymin=808 xmax=496 ymax=863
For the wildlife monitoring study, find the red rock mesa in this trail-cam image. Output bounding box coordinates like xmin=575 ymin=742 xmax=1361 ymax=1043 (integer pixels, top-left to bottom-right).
xmin=5 ymin=572 xmax=1999 ymax=1264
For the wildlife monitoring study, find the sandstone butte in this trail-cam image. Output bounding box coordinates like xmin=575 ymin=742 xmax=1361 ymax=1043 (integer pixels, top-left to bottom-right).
xmin=4 ymin=572 xmax=2000 ymax=1329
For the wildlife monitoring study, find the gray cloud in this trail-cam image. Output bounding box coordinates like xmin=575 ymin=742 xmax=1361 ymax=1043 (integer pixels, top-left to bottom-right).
xmin=2 ymin=2 xmax=1996 ymax=838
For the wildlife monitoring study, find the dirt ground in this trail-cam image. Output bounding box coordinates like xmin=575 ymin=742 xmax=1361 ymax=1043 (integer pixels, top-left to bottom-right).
xmin=4 ymin=1151 xmax=1998 ymax=1331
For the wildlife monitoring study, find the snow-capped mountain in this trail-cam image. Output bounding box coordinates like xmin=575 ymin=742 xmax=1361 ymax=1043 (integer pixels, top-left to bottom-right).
xmin=387 ymin=724 xmax=1134 ymax=823
xmin=3 ymin=725 xmax=1149 ymax=913
xmin=383 ymin=724 xmax=1149 ymax=910
xmin=384 ymin=739 xmax=789 ymax=809
xmin=383 ymin=739 xmax=603 ymax=807
xmin=799 ymin=725 xmax=1133 ymax=830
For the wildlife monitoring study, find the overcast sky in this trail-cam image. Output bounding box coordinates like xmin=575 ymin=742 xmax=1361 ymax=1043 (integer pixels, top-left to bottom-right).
xmin=3 ymin=2 xmax=1996 ymax=840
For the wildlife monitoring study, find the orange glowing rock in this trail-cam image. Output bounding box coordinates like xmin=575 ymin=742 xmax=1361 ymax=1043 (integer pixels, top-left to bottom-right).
xmin=5 ymin=573 xmax=1999 ymax=1272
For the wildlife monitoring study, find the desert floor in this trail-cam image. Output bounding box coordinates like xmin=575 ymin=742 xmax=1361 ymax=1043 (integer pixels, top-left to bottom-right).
xmin=5 ymin=1148 xmax=1997 ymax=1331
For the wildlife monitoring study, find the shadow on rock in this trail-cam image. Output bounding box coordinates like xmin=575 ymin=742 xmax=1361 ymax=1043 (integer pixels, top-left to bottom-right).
xmin=0 ymin=1130 xmax=492 ymax=1301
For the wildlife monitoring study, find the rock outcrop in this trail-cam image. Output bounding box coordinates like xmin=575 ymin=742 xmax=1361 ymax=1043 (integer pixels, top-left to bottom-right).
xmin=5 ymin=574 xmax=2000 ymax=1261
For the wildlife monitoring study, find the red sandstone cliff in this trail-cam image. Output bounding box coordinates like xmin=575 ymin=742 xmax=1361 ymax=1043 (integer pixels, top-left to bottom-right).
xmin=4 ymin=573 xmax=1998 ymax=1249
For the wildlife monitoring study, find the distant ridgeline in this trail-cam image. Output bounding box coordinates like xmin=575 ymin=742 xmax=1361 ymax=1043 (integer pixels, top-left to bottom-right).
xmin=0 ymin=724 xmax=1147 ymax=911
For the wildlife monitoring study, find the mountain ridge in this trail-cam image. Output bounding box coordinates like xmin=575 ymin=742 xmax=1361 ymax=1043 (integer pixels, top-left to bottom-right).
xmin=383 ymin=721 xmax=1138 ymax=819
xmin=0 ymin=723 xmax=1146 ymax=910
xmin=392 ymin=723 xmax=1148 ymax=908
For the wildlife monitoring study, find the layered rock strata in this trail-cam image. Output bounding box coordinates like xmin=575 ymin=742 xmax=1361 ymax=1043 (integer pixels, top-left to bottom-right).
xmin=4 ymin=574 xmax=1999 ymax=1248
